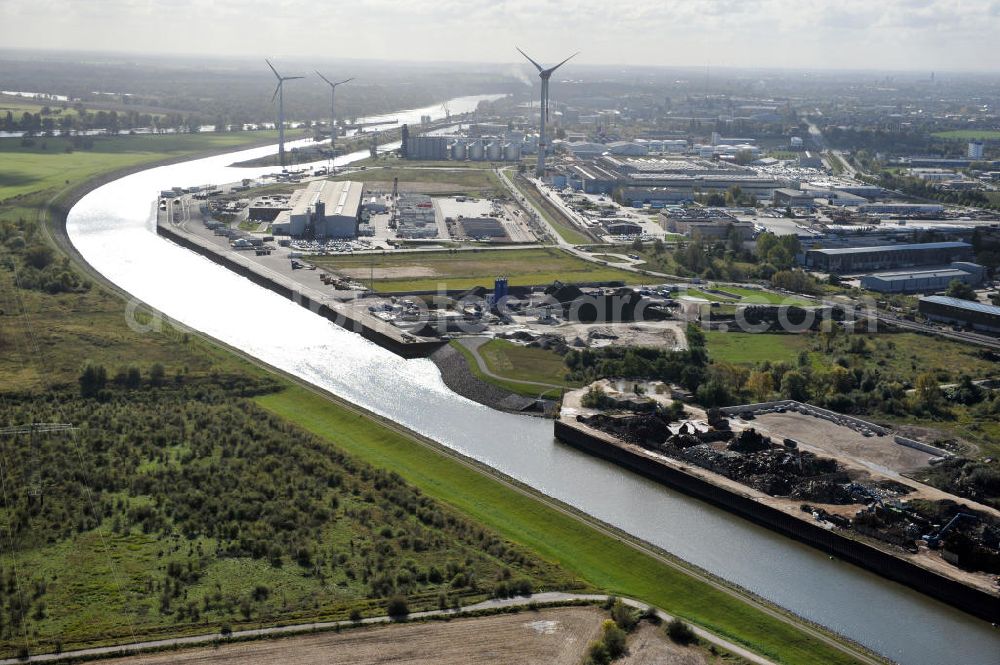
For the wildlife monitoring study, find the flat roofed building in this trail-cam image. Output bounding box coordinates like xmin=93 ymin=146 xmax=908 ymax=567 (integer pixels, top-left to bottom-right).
xmin=919 ymin=295 xmax=1000 ymax=333
xmin=247 ymin=196 xmax=291 ymax=221
xmin=773 ymin=188 xmax=816 ymax=208
xmin=860 ymin=262 xmax=985 ymax=293
xmin=461 ymin=217 xmax=507 ymax=239
xmin=804 ymin=241 xmax=973 ymax=273
xmin=857 ymin=203 xmax=945 ymax=216
xmin=661 ymin=216 xmax=755 ymax=240
xmin=605 ymin=221 xmax=643 ymax=236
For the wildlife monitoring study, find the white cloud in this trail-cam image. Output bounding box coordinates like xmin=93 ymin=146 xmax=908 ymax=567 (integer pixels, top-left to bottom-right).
xmin=0 ymin=0 xmax=997 ymax=71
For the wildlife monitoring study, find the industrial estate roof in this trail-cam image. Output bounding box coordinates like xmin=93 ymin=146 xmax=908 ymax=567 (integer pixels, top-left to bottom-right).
xmin=807 ymin=241 xmax=971 ymax=256
xmin=289 ymin=180 xmax=363 ymax=218
xmin=869 ymin=269 xmax=970 ymax=282
xmin=920 ymin=296 xmax=1000 ymax=315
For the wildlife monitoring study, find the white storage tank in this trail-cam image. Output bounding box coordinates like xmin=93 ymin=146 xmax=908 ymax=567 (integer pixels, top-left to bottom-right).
xmin=468 ymin=140 xmax=485 ymax=161
xmin=451 ymin=141 xmax=467 ymax=160
xmin=486 ymin=140 xmax=502 ymax=161
xmin=503 ymin=142 xmax=521 ymax=161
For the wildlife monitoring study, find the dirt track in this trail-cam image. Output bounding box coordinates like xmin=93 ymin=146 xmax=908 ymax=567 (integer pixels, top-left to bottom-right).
xmin=620 ymin=623 xmax=722 ymax=665
xmin=87 ymin=607 xmax=605 ymax=665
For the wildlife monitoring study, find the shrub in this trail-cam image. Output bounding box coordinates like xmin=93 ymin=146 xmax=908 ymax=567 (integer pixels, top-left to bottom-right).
xmin=666 ymin=618 xmax=697 ymax=645
xmin=386 ymin=596 xmax=409 ymax=619
xmin=609 ymin=598 xmax=638 ymax=631
xmin=601 ymin=620 xmax=627 ymax=658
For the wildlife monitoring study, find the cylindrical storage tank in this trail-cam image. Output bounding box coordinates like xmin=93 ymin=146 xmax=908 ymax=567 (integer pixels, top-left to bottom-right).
xmin=486 ymin=140 xmax=502 ymax=161
xmin=469 ymin=140 xmax=485 ymax=161
xmin=503 ymin=142 xmax=521 ymax=161
xmin=452 ymin=141 xmax=467 ymax=160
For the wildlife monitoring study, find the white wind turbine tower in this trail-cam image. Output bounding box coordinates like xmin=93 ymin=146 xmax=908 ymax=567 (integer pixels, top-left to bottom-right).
xmin=517 ymin=47 xmax=578 ymax=177
xmin=315 ymin=72 xmax=354 ymax=145
xmin=266 ymin=59 xmax=304 ymax=168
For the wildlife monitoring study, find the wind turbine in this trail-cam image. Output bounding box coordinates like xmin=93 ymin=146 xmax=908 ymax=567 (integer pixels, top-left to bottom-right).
xmin=517 ymin=47 xmax=577 ymax=177
xmin=266 ymin=58 xmax=303 ymax=168
xmin=315 ymin=72 xmax=354 ymax=144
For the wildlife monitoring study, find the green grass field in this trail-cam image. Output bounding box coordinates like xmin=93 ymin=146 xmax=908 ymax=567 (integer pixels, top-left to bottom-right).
xmin=330 ymin=166 xmax=500 ymax=195
xmin=355 ymin=156 xmax=498 ymax=169
xmin=0 ymin=132 xmax=298 ymax=202
xmin=310 ymin=247 xmax=639 ymax=292
xmin=931 ymin=129 xmax=1000 ymax=140
xmin=450 ymin=339 xmax=580 ymax=397
xmin=255 ymin=386 xmax=864 ymax=665
xmin=705 ymin=329 xmax=997 ymax=380
xmin=681 ymin=286 xmax=813 ymax=307
xmin=705 ymin=331 xmax=811 ymax=365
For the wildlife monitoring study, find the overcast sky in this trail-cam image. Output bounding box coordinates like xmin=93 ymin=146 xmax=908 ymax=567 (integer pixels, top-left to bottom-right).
xmin=1 ymin=0 xmax=998 ymax=72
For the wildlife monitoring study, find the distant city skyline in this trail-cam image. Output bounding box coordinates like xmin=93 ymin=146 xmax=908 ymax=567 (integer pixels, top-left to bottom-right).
xmin=1 ymin=0 xmax=998 ymax=73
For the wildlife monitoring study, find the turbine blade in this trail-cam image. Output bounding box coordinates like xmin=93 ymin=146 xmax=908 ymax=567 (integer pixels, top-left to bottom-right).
xmin=285 ymin=76 xmax=305 ymax=81
xmin=316 ymin=70 xmax=333 ymax=86
xmin=337 ymin=77 xmax=355 ymax=86
xmin=544 ymin=52 xmax=579 ymax=76
xmin=516 ymin=47 xmax=544 ymax=73
xmin=265 ymin=58 xmax=281 ymax=79
xmin=271 ymin=83 xmax=281 ymax=103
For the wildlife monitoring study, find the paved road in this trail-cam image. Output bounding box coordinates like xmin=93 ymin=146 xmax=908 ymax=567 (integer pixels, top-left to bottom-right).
xmin=0 ymin=593 xmax=784 ymax=665
xmin=456 ymin=336 xmax=565 ymax=394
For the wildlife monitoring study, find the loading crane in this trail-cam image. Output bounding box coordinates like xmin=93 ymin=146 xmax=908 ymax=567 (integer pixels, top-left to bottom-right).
xmin=923 ymin=512 xmax=977 ymax=549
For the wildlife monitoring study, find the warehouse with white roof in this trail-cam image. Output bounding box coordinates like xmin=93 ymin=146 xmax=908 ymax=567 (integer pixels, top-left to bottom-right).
xmin=271 ymin=180 xmax=362 ymax=239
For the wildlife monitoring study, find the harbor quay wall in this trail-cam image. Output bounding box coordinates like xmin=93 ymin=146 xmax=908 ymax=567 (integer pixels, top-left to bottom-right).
xmin=553 ymin=419 xmax=999 ymax=622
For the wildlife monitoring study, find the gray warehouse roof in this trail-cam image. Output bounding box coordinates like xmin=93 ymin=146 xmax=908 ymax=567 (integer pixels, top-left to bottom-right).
xmin=808 ymin=241 xmax=971 ymax=256
xmin=920 ymin=296 xmax=1000 ymax=315
xmin=870 ymin=269 xmax=970 ymax=282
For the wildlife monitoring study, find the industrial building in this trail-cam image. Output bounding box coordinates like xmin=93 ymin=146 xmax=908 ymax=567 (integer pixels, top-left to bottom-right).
xmin=804 ymin=241 xmax=974 ymax=273
xmin=396 ymin=194 xmax=438 ymax=238
xmin=270 ymin=180 xmax=362 ymax=238
xmin=660 ymin=212 xmax=755 ymax=240
xmin=919 ymin=296 xmax=1000 ymax=333
xmin=567 ymin=142 xmax=609 ymax=159
xmin=604 ymin=221 xmax=643 ymax=236
xmin=772 ymin=188 xmax=816 ymax=208
xmin=248 ymin=195 xmax=292 ymax=221
xmin=460 ymin=217 xmax=507 ymax=239
xmin=857 ymin=203 xmax=945 ymax=216
xmin=968 ymin=141 xmax=985 ymax=160
xmin=576 ymin=155 xmax=784 ymax=200
xmin=860 ymin=262 xmax=985 ymax=293
xmin=404 ymin=134 xmax=522 ymax=163
xmin=405 ymin=136 xmax=450 ymax=161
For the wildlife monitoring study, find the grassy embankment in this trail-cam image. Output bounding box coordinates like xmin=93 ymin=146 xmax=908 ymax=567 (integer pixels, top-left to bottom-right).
xmin=0 ymin=133 xmax=868 ymax=664
xmin=256 ymin=387 xmax=866 ymax=665
xmin=310 ymin=247 xmax=639 ymax=293
xmin=449 ymin=339 xmax=581 ymax=397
